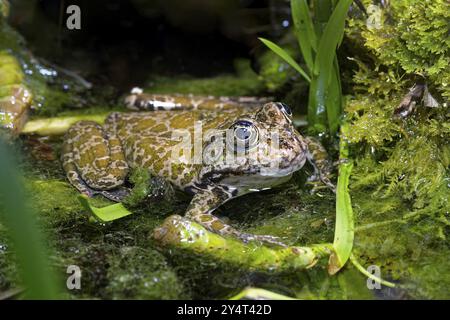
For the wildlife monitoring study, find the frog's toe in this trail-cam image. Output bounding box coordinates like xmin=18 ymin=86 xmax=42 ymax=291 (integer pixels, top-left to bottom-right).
xmin=238 ymin=233 xmax=287 ymax=247
xmin=306 ymin=179 xmax=336 ymax=194
xmin=82 ymin=190 xmax=95 ymax=198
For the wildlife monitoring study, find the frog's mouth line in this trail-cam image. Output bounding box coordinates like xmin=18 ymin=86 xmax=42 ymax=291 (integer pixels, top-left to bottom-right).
xmin=258 ymin=151 xmax=307 ymax=178
xmin=198 ymin=153 xmax=306 ymax=190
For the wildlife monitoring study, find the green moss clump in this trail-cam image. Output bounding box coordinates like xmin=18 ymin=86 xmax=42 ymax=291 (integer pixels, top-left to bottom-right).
xmin=0 ymin=230 xmax=20 ymax=293
xmin=362 ymin=0 xmax=449 ymax=99
xmin=144 ymin=59 xmax=265 ymax=97
xmin=342 ymin=0 xmax=450 ymax=299
xmin=105 ymin=246 xmax=186 ymax=299
xmin=123 ymin=167 xmax=175 ymax=209
xmin=17 ymin=172 xmax=184 ymax=299
xmin=347 ymin=0 xmax=449 ymax=99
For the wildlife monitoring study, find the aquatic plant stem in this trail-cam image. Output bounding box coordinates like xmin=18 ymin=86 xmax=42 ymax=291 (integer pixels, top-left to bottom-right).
xmin=349 ymin=254 xmax=396 ymax=288
xmin=355 ymin=209 xmax=444 ymax=232
xmin=328 ymin=122 xmax=354 ymax=275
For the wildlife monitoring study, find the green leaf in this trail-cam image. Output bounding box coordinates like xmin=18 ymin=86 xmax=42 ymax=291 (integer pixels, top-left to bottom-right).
xmin=328 ymin=123 xmax=354 ymax=274
xmin=309 ymin=0 xmax=351 ymax=134
xmin=313 ymin=0 xmax=353 ymax=76
xmin=291 ymin=0 xmax=317 ymax=72
xmin=0 ymin=140 xmax=60 ymax=299
xmin=259 ymin=37 xmax=311 ymax=83
xmin=324 ymin=56 xmax=343 ymax=134
xmin=78 ymin=195 xmax=134 ymax=222
xmin=307 ymin=75 xmax=328 ymax=133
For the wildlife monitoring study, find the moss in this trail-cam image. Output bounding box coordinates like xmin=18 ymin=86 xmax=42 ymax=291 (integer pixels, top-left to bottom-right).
xmin=347 ymin=0 xmax=449 ymax=99
xmin=123 ymin=167 xmax=175 ymax=209
xmin=105 ymin=246 xmax=186 ymax=299
xmin=337 ymin=0 xmax=450 ymax=299
xmin=144 ymin=59 xmax=265 ymax=97
xmin=16 ymin=171 xmax=185 ymax=299
xmin=0 ymin=232 xmax=20 ymax=293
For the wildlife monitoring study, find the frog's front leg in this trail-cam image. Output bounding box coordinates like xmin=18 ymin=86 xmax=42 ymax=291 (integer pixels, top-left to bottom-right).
xmin=304 ymin=136 xmax=336 ymax=193
xmin=61 ymin=120 xmax=130 ymax=201
xmin=186 ymin=186 xmax=285 ymax=246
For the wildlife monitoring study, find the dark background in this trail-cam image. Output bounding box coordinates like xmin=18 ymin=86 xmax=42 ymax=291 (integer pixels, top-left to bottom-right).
xmin=8 ymin=0 xmax=292 ymax=90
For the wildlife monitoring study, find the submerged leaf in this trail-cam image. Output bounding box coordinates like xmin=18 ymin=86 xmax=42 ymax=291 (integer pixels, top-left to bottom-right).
xmin=78 ymin=195 xmax=133 ymax=222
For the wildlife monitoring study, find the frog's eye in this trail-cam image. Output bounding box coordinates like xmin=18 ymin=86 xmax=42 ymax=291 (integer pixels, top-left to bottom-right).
xmin=276 ymin=102 xmax=292 ymax=118
xmin=227 ymin=120 xmax=259 ymax=152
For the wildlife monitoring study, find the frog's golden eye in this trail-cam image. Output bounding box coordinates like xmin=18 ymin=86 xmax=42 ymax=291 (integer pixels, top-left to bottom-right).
xmin=227 ymin=120 xmax=259 ymax=152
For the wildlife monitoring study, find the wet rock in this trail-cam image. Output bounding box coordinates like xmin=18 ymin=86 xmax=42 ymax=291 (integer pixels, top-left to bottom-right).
xmin=0 ymin=51 xmax=32 ymax=133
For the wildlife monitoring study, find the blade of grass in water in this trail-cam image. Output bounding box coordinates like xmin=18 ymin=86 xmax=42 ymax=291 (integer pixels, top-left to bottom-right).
xmin=291 ymin=0 xmax=317 ymax=72
xmin=328 ymin=122 xmax=354 ymax=274
xmin=310 ymin=0 xmax=352 ymax=135
xmin=324 ymin=57 xmax=342 ymax=134
xmin=313 ymin=0 xmax=352 ymax=77
xmin=259 ymin=38 xmax=311 ymax=83
xmin=0 ymin=139 xmax=59 ymax=299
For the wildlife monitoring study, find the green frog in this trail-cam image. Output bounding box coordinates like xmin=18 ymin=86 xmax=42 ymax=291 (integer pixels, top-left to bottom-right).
xmin=62 ymin=88 xmax=333 ymax=245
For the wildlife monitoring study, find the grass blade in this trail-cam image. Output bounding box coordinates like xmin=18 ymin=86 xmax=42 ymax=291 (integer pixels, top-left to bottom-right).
xmin=307 ymin=76 xmax=328 ymax=133
xmin=259 ymin=37 xmax=311 ymax=83
xmin=309 ymin=0 xmax=351 ymax=134
xmin=313 ymin=0 xmax=352 ymax=76
xmin=291 ymin=0 xmax=317 ymax=72
xmin=0 ymin=139 xmax=60 ymax=299
xmin=324 ymin=56 xmax=342 ymax=134
xmin=328 ymin=122 xmax=354 ymax=274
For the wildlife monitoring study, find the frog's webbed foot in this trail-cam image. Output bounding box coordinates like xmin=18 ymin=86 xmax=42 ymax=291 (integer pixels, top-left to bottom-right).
xmin=306 ymin=181 xmax=329 ymax=194
xmin=185 ymin=187 xmax=286 ymax=247
xmin=304 ymin=136 xmax=336 ymax=193
xmin=306 ymin=176 xmax=336 ymax=194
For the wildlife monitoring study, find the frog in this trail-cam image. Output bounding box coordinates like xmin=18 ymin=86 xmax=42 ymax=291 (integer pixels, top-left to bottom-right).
xmin=61 ymin=88 xmax=334 ymax=245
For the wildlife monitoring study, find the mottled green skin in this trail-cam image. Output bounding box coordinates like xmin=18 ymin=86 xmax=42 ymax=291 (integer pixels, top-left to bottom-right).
xmin=62 ymin=92 xmax=332 ymax=245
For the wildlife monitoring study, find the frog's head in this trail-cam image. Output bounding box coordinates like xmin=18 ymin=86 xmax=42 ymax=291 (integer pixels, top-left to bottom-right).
xmin=198 ymin=102 xmax=308 ymax=195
